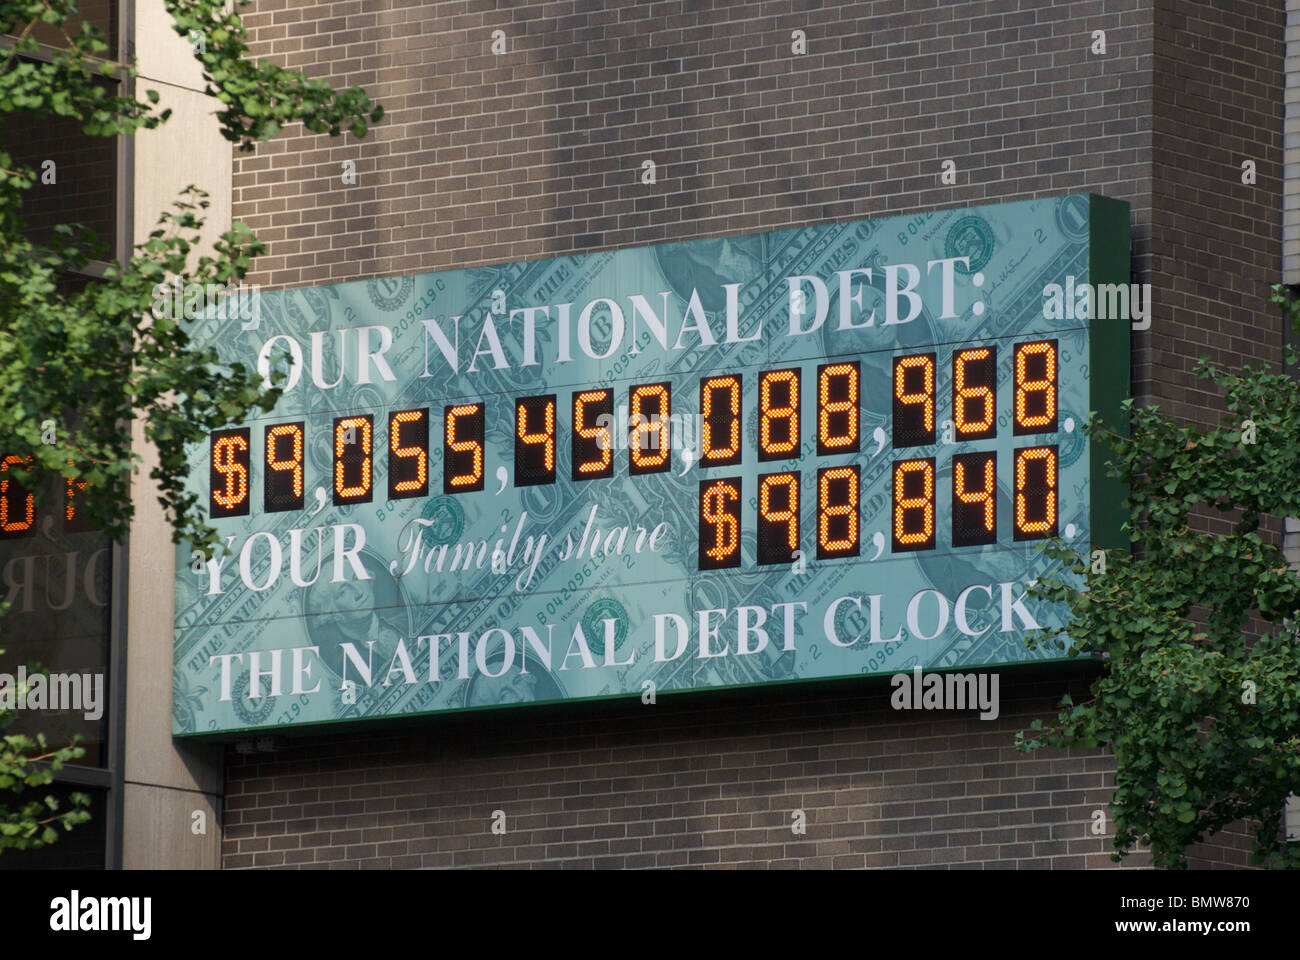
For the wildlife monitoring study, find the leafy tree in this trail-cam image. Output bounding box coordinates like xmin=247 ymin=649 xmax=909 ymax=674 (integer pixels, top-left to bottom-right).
xmin=0 ymin=0 xmax=382 ymax=853
xmin=1019 ymin=285 xmax=1300 ymax=869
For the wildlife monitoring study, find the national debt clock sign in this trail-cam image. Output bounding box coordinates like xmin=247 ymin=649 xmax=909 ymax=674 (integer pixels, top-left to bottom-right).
xmin=172 ymin=193 xmax=1130 ymax=737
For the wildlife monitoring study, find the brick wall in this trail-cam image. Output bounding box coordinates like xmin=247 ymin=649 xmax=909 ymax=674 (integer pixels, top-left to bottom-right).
xmin=1144 ymin=0 xmax=1284 ymax=420
xmin=224 ymin=673 xmax=1161 ymax=869
xmin=223 ymin=0 xmax=1286 ymax=868
xmin=231 ymin=0 xmax=1154 ymax=289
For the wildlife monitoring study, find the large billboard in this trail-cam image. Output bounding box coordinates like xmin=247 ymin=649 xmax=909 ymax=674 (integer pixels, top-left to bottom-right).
xmin=172 ymin=193 xmax=1130 ymax=737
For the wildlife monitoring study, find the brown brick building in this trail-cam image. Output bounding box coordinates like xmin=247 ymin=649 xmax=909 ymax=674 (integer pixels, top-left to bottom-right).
xmin=208 ymin=0 xmax=1285 ymax=869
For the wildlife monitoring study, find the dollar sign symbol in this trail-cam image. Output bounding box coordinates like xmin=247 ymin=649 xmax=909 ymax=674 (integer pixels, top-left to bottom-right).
xmin=702 ymin=481 xmax=739 ymax=562
xmin=212 ymin=435 xmax=248 ymax=509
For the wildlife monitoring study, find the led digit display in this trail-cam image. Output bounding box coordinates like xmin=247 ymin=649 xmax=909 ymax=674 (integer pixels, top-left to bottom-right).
xmin=817 ymin=362 xmax=859 ymax=455
xmin=444 ymin=403 xmax=485 ymax=494
xmin=197 ymin=326 xmax=1078 ymax=558
xmin=515 ymin=395 xmax=557 ymax=486
xmin=264 ymin=422 xmax=305 ymax=513
xmin=892 ymin=353 xmax=936 ymax=448
xmin=389 ymin=409 xmax=429 ymax=500
xmin=333 ymin=415 xmax=373 ymax=505
xmin=953 ymin=347 xmax=996 ymax=440
xmin=952 ymin=451 xmax=997 ymax=547
xmin=0 ymin=455 xmax=35 ymax=537
xmin=700 ymin=375 xmax=742 ymax=467
xmin=572 ymin=389 xmax=614 ymax=481
xmin=629 ymin=382 xmax=671 ymax=475
xmin=698 ymin=477 xmax=741 ymax=570
xmin=758 ymin=369 xmax=800 ymax=462
xmin=816 ymin=465 xmax=859 ymax=559
xmin=196 ymin=342 xmax=1075 ymax=550
xmin=1014 ymin=340 xmax=1057 ymax=435
xmin=1013 ymin=445 xmax=1058 ymax=540
xmin=209 ymin=429 xmax=250 ymax=518
xmin=757 ymin=471 xmax=799 ymax=566
xmin=64 ymin=468 xmax=92 ymax=532
xmin=892 ymin=457 xmax=935 ymax=552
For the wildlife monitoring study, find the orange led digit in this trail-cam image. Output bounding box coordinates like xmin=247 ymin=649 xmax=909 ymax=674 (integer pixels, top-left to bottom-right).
xmin=700 ymin=375 xmax=742 ymax=467
xmin=515 ymin=395 xmax=557 ymax=487
xmin=573 ymin=389 xmax=614 ymax=481
xmin=209 ymin=429 xmax=250 ymax=518
xmin=952 ymin=451 xmax=997 ymax=547
xmin=265 ymin=422 xmax=306 ymax=512
xmin=0 ymin=455 xmax=35 ymax=537
xmin=892 ymin=353 xmax=936 ymax=447
xmin=65 ymin=469 xmax=88 ymax=528
xmin=953 ymin=347 xmax=997 ymax=440
xmin=816 ymin=465 xmax=859 ymax=559
xmin=698 ymin=477 xmax=742 ymax=570
xmin=757 ymin=471 xmax=799 ymax=565
xmin=444 ymin=403 xmax=485 ymax=494
xmin=1013 ymin=340 xmax=1057 ymax=434
xmin=891 ymin=458 xmax=935 ymax=552
xmin=333 ymin=415 xmax=373 ymax=505
xmin=758 ymin=369 xmax=800 ymax=461
xmin=1013 ymin=445 xmax=1058 ymax=540
xmin=389 ymin=409 xmax=429 ymax=499
xmin=267 ymin=425 xmax=304 ymax=495
xmin=817 ymin=362 xmax=859 ymax=454
xmin=629 ymin=382 xmax=671 ymax=475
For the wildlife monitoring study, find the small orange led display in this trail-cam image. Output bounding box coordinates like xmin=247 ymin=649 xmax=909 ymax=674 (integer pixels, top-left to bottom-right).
xmin=758 ymin=368 xmax=800 ymax=462
xmin=64 ymin=467 xmax=90 ymax=531
xmin=389 ymin=409 xmax=429 ymax=499
xmin=209 ymin=429 xmax=250 ymax=518
xmin=1013 ymin=340 xmax=1057 ymax=435
xmin=891 ymin=457 xmax=935 ymax=552
xmin=952 ymin=347 xmax=996 ymax=440
xmin=892 ymin=353 xmax=936 ymax=448
xmin=699 ymin=477 xmax=742 ymax=569
xmin=333 ymin=415 xmax=373 ymax=505
xmin=817 ymin=465 xmax=859 ymax=559
xmin=629 ymin=382 xmax=671 ymax=475
xmin=952 ymin=451 xmax=996 ymax=547
xmin=573 ymin=389 xmax=614 ymax=480
xmin=817 ymin=362 xmax=859 ymax=455
xmin=265 ymin=421 xmax=305 ymax=512
xmin=1013 ymin=445 xmax=1058 ymax=540
xmin=444 ymin=403 xmax=485 ymax=494
xmin=0 ymin=455 xmax=35 ymax=537
xmin=700 ymin=375 xmax=742 ymax=466
xmin=515 ymin=395 xmax=557 ymax=487
xmin=757 ymin=471 xmax=799 ymax=566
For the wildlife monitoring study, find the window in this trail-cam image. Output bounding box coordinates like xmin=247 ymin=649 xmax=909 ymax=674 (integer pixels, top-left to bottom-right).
xmin=0 ymin=2 xmax=126 ymax=869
